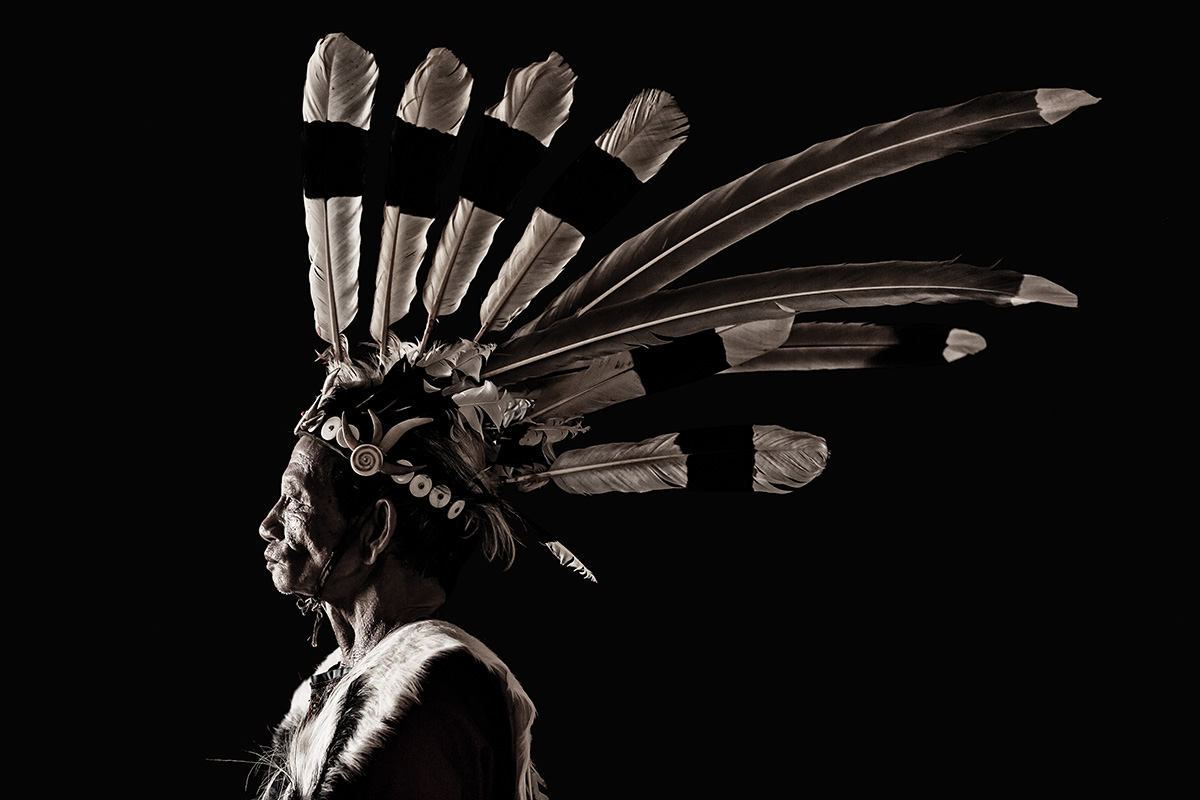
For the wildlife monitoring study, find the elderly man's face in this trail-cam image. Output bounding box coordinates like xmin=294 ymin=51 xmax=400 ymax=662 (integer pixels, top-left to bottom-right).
xmin=259 ymin=436 xmax=353 ymax=597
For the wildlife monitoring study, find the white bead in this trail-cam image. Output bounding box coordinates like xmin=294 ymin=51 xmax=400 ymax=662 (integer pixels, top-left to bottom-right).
xmin=429 ymin=485 xmax=451 ymax=508
xmin=409 ymin=474 xmax=432 ymax=497
xmin=390 ymin=459 xmax=416 ymax=485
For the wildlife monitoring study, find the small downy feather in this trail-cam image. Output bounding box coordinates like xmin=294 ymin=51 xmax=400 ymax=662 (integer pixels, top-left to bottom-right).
xmin=478 ymin=89 xmax=689 ymax=338
xmin=487 ymin=260 xmax=1076 ymax=385
xmin=420 ymin=53 xmax=576 ymax=351
xmin=723 ymin=322 xmax=988 ymax=372
xmin=371 ymin=48 xmax=474 ymax=348
xmin=521 ymin=88 xmax=1099 ymax=333
xmin=516 ymin=424 xmax=829 ymax=495
xmin=302 ymin=33 xmax=379 ymax=362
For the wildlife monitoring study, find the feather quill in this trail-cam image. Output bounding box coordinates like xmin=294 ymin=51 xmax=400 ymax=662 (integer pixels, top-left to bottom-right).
xmin=487 ymin=260 xmax=1075 ymax=384
xmin=515 ymin=425 xmax=829 ymax=495
xmin=419 ymin=53 xmax=576 ymax=351
xmin=371 ymin=48 xmax=474 ymax=348
xmin=724 ymin=322 xmax=988 ymax=372
xmin=520 ymin=88 xmax=1099 ymax=334
xmin=476 ymin=89 xmax=688 ymax=338
xmin=302 ymin=33 xmax=379 ymax=363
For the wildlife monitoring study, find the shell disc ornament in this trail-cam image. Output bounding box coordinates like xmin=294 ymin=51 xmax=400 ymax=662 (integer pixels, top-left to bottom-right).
xmin=410 ymin=474 xmax=433 ymax=497
xmin=429 ymin=485 xmax=452 ymax=508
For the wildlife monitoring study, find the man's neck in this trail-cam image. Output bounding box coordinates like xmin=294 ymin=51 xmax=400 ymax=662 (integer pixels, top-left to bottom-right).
xmin=323 ymin=569 xmax=446 ymax=667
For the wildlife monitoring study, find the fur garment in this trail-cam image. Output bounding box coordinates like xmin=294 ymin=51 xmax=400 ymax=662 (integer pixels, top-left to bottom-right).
xmin=255 ymin=619 xmax=546 ymax=799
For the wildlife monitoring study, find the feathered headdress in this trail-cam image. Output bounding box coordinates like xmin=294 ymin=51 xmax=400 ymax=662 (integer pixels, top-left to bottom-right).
xmin=292 ymin=33 xmax=1097 ymax=584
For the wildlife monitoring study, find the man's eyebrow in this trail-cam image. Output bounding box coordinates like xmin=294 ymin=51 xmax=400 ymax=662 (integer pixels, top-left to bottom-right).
xmin=280 ymin=468 xmax=311 ymax=500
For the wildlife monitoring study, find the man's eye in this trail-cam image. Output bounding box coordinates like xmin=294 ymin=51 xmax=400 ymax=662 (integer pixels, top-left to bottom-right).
xmin=281 ymin=495 xmax=309 ymax=511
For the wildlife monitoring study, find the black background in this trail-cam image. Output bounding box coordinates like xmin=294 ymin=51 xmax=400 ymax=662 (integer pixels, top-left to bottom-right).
xmin=106 ymin=9 xmax=1157 ymax=798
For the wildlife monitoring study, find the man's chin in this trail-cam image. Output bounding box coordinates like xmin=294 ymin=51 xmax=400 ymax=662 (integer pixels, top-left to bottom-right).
xmin=267 ymin=562 xmax=296 ymax=594
xmin=268 ymin=562 xmax=317 ymax=597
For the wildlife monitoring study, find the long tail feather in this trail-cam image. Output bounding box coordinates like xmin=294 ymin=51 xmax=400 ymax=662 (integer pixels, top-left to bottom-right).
xmin=478 ymin=89 xmax=689 ymax=338
xmin=486 ymin=260 xmax=1075 ymax=384
xmin=510 ymin=425 xmax=828 ymax=495
xmin=301 ymin=33 xmax=379 ymax=363
xmin=371 ymin=48 xmax=474 ymax=349
xmin=724 ymin=321 xmax=988 ymax=373
xmin=419 ymin=53 xmax=576 ymax=351
xmin=523 ymin=317 xmax=793 ymax=421
xmin=522 ymin=88 xmax=1099 ymax=333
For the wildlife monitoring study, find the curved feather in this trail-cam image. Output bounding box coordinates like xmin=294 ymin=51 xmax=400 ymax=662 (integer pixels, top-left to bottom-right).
xmin=302 ymin=34 xmax=379 ymax=360
xmin=371 ymin=49 xmax=474 ymax=346
xmin=478 ymin=89 xmax=689 ymax=338
xmin=523 ymin=88 xmax=1099 ymax=333
xmin=487 ymin=260 xmax=1075 ymax=384
xmin=420 ymin=54 xmax=576 ymax=350
xmin=527 ymin=425 xmax=829 ymax=495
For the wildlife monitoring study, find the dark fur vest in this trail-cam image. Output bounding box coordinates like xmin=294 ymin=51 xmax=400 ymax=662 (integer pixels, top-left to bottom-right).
xmin=255 ymin=619 xmax=545 ymax=799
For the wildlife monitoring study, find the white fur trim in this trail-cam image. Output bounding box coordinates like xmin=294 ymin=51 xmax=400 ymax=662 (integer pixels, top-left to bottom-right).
xmin=265 ymin=619 xmax=543 ymax=799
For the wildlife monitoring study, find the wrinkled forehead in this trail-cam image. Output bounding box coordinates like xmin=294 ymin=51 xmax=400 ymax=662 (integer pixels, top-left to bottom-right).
xmin=283 ymin=435 xmax=340 ymax=494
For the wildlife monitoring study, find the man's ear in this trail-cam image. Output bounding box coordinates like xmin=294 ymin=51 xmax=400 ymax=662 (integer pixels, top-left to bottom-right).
xmin=360 ymin=498 xmax=397 ymax=566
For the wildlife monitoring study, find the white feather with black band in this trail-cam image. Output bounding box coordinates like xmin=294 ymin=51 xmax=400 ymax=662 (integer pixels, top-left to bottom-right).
xmin=371 ymin=48 xmax=474 ymax=348
xmin=477 ymin=88 xmax=689 ymax=338
xmin=487 ymin=260 xmax=1076 ymax=385
xmin=301 ymin=33 xmax=379 ymax=363
xmin=419 ymin=53 xmax=576 ymax=351
xmin=512 ymin=425 xmax=829 ymax=495
xmin=523 ymin=317 xmax=794 ymax=421
xmin=723 ymin=321 xmax=988 ymax=372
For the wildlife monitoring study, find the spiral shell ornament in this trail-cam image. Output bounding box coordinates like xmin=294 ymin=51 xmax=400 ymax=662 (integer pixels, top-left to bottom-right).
xmin=305 ymin=409 xmax=470 ymax=517
xmin=351 ymin=443 xmax=385 ymax=476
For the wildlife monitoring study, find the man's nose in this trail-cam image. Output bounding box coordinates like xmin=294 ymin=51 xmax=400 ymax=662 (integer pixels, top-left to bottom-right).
xmin=259 ymin=497 xmax=286 ymax=542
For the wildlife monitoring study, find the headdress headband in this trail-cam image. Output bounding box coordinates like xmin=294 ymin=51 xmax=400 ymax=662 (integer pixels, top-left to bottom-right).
xmin=292 ymin=33 xmax=1096 ymax=582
